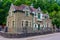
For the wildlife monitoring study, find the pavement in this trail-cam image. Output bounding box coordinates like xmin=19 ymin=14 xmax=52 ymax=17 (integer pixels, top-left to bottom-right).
xmin=0 ymin=32 xmax=60 ymax=40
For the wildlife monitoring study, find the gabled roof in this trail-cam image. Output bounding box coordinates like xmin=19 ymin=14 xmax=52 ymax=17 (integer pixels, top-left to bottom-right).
xmin=9 ymin=4 xmax=49 ymax=18
xmin=9 ymin=4 xmax=49 ymax=15
xmin=29 ymin=7 xmax=36 ymax=12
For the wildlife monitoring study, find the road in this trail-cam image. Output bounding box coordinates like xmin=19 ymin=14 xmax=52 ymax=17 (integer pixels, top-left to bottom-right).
xmin=0 ymin=33 xmax=60 ymax=40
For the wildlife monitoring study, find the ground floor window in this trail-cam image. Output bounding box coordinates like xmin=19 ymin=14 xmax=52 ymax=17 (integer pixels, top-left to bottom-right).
xmin=13 ymin=21 xmax=14 ymax=27
xmin=34 ymin=24 xmax=37 ymax=28
xmin=38 ymin=24 xmax=40 ymax=30
xmin=22 ymin=20 xmax=31 ymax=27
xmin=22 ymin=21 xmax=24 ymax=27
xmin=22 ymin=20 xmax=31 ymax=33
xmin=25 ymin=21 xmax=28 ymax=27
xmin=12 ymin=21 xmax=15 ymax=28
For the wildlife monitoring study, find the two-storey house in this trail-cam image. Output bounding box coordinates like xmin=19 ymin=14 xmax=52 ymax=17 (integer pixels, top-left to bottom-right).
xmin=6 ymin=4 xmax=52 ymax=33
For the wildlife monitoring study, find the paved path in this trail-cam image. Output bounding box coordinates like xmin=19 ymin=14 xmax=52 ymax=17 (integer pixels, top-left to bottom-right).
xmin=0 ymin=33 xmax=60 ymax=40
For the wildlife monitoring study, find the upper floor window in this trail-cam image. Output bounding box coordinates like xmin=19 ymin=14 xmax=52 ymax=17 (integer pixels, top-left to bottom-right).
xmin=25 ymin=11 xmax=29 ymax=16
xmin=22 ymin=20 xmax=31 ymax=27
xmin=22 ymin=21 xmax=24 ymax=27
xmin=38 ymin=13 xmax=40 ymax=19
xmin=34 ymin=12 xmax=37 ymax=17
xmin=13 ymin=21 xmax=15 ymax=28
xmin=45 ymin=15 xmax=49 ymax=19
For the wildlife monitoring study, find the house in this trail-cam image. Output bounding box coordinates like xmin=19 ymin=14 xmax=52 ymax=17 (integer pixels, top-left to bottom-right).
xmin=32 ymin=7 xmax=52 ymax=32
xmin=6 ymin=4 xmax=53 ymax=33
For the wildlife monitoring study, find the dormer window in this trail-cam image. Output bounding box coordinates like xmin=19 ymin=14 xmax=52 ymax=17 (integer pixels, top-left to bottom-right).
xmin=25 ymin=11 xmax=29 ymax=16
xmin=37 ymin=7 xmax=42 ymax=19
xmin=24 ymin=6 xmax=30 ymax=16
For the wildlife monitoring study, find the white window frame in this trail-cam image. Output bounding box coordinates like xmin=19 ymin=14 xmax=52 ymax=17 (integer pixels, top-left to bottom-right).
xmin=21 ymin=20 xmax=31 ymax=27
xmin=33 ymin=24 xmax=38 ymax=29
xmin=34 ymin=12 xmax=37 ymax=17
xmin=40 ymin=13 xmax=43 ymax=19
xmin=25 ymin=11 xmax=30 ymax=16
xmin=37 ymin=13 xmax=41 ymax=20
xmin=37 ymin=12 xmax=43 ymax=21
xmin=24 ymin=6 xmax=30 ymax=16
xmin=37 ymin=24 xmax=40 ymax=30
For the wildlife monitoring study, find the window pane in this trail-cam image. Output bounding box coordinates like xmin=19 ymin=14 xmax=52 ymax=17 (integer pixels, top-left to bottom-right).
xmin=34 ymin=24 xmax=36 ymax=28
xmin=38 ymin=24 xmax=40 ymax=30
xmin=29 ymin=22 xmax=31 ymax=27
xmin=25 ymin=21 xmax=28 ymax=26
xmin=35 ymin=13 xmax=36 ymax=16
xmin=38 ymin=13 xmax=40 ymax=19
xmin=13 ymin=21 xmax=14 ymax=28
xmin=26 ymin=11 xmax=28 ymax=16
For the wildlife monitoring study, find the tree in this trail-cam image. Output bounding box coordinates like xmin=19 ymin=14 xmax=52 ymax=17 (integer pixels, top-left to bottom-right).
xmin=0 ymin=0 xmax=60 ymax=28
xmin=0 ymin=0 xmax=11 ymax=24
xmin=33 ymin=0 xmax=60 ymax=28
xmin=13 ymin=0 xmax=31 ymax=6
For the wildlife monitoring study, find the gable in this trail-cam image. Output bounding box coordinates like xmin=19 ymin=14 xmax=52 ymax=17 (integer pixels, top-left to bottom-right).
xmin=9 ymin=4 xmax=15 ymax=13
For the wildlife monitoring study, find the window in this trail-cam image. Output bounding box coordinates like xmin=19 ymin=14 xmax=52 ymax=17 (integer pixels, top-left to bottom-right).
xmin=22 ymin=21 xmax=24 ymax=27
xmin=34 ymin=24 xmax=36 ymax=28
xmin=38 ymin=13 xmax=40 ymax=19
xmin=38 ymin=24 xmax=40 ymax=30
xmin=29 ymin=22 xmax=31 ymax=27
xmin=25 ymin=11 xmax=29 ymax=16
xmin=22 ymin=20 xmax=31 ymax=27
xmin=35 ymin=24 xmax=36 ymax=28
xmin=40 ymin=13 xmax=43 ymax=19
xmin=13 ymin=21 xmax=14 ymax=28
xmin=35 ymin=12 xmax=36 ymax=17
xmin=25 ymin=21 xmax=28 ymax=27
xmin=30 ymin=22 xmax=31 ymax=27
xmin=34 ymin=24 xmax=38 ymax=29
xmin=45 ymin=16 xmax=47 ymax=19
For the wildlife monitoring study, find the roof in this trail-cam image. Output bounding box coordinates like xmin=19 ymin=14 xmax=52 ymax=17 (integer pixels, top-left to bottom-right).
xmin=10 ymin=4 xmax=49 ymax=17
xmin=29 ymin=7 xmax=36 ymax=12
xmin=10 ymin=4 xmax=36 ymax=13
xmin=14 ymin=4 xmax=26 ymax=11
